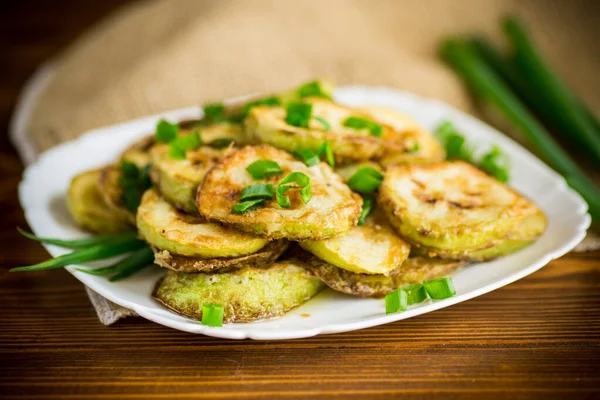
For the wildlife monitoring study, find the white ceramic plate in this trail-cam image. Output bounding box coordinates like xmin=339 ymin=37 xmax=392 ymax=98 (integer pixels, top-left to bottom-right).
xmin=19 ymin=86 xmax=590 ymax=340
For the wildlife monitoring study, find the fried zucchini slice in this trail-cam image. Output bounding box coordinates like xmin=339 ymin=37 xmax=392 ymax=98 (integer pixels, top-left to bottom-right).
xmin=378 ymin=161 xmax=542 ymax=258
xmin=67 ymin=169 xmax=134 ymax=234
xmin=197 ymin=145 xmax=362 ymax=240
xmin=153 ymin=261 xmax=326 ymax=323
xmin=244 ymin=99 xmax=444 ymax=165
xmin=464 ymin=208 xmax=547 ymax=261
xmin=120 ymin=134 xmax=154 ymax=166
xmin=137 ymin=189 xmax=270 ymax=258
xmin=152 ymin=240 xmax=289 ymax=273
xmin=359 ymin=107 xmax=445 ymax=167
xmin=297 ymin=251 xmax=464 ymax=298
xmin=299 ymin=211 xmax=410 ymax=275
xmin=150 ymin=145 xmax=226 ymax=214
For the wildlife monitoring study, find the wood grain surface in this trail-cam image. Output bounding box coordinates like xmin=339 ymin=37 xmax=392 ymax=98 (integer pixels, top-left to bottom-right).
xmin=1 ymin=2 xmax=599 ymax=399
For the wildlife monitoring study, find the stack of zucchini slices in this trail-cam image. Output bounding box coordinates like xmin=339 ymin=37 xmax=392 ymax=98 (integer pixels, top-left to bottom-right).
xmin=67 ymin=80 xmax=547 ymax=324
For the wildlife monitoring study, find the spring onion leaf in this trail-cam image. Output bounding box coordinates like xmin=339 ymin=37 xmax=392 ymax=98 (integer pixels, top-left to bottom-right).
xmin=294 ymin=149 xmax=320 ymax=167
xmin=202 ymin=303 xmax=225 ymax=327
xmin=343 ymin=116 xmax=383 ymax=137
xmin=276 ymin=172 xmax=312 ymax=208
xmin=241 ymin=96 xmax=281 ymax=119
xmin=410 ymin=142 xmax=420 ymax=152
xmin=479 ymin=145 xmax=510 ymax=182
xmin=10 ymin=238 xmax=146 ymax=272
xmin=208 ymin=138 xmax=234 ymax=149
xmin=402 ymin=284 xmax=428 ymax=305
xmin=297 ymin=81 xmax=332 ymax=99
xmin=168 ymin=132 xmax=202 ymax=159
xmin=246 ymin=160 xmax=283 ymax=180
xmin=239 ymin=184 xmax=275 ymax=201
xmin=385 ymin=289 xmax=408 ymax=314
xmin=109 ymin=246 xmax=155 ymax=282
xmin=357 ymin=196 xmax=374 ymax=226
xmin=17 ymin=228 xmax=138 ymax=249
xmin=203 ymin=103 xmax=225 ymax=121
xmin=119 ymin=162 xmax=152 ymax=212
xmin=424 ymin=277 xmax=456 ymax=299
xmin=347 ymin=167 xmax=384 ymax=195
xmin=168 ymin=144 xmax=187 ymax=160
xmin=286 ymin=102 xmax=313 ymax=128
xmin=155 ymin=119 xmax=178 ymax=143
xmin=318 ymin=142 xmax=335 ymax=168
xmin=435 ymin=121 xmax=474 ymax=162
xmin=231 ymin=199 xmax=265 ymax=214
xmin=314 ymin=116 xmax=331 ymax=131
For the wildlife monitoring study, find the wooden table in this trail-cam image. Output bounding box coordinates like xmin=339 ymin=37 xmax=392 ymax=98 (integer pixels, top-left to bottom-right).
xmin=1 ymin=2 xmax=599 ymax=399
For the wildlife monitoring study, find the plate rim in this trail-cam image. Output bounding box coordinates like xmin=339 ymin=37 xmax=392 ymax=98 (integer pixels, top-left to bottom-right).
xmin=18 ymin=85 xmax=591 ymax=340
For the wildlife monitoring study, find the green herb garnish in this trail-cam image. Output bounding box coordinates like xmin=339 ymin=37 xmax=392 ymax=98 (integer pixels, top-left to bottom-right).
xmin=16 ymin=228 xmax=137 ymax=249
xmin=202 ymin=303 xmax=225 ymax=327
xmin=317 ymin=142 xmax=335 ymax=168
xmin=402 ymin=284 xmax=428 ymax=305
xmin=294 ymin=149 xmax=320 ymax=167
xmin=357 ymin=195 xmax=374 ymax=226
xmin=203 ymin=103 xmax=225 ymax=121
xmin=286 ymin=102 xmax=313 ymax=128
xmin=119 ymin=161 xmax=152 ymax=211
xmin=231 ymin=199 xmax=265 ymax=214
xmin=168 ymin=131 xmax=202 ymax=160
xmin=313 ymin=116 xmax=331 ymax=131
xmin=276 ymin=172 xmax=312 ymax=208
xmin=207 ymin=138 xmax=234 ymax=149
xmin=347 ymin=167 xmax=384 ymax=195
xmin=239 ymin=184 xmax=275 ymax=202
xmin=246 ymin=160 xmax=283 ymax=180
xmin=423 ymin=277 xmax=456 ymax=299
xmin=343 ymin=116 xmax=383 ymax=137
xmin=297 ymin=81 xmax=332 ymax=99
xmin=155 ymin=119 xmax=178 ymax=143
xmin=385 ymin=289 xmax=408 ymax=314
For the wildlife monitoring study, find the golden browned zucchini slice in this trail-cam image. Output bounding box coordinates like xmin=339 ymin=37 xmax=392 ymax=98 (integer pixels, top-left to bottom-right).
xmin=464 ymin=208 xmax=547 ymax=261
xmin=378 ymin=161 xmax=543 ymax=258
xmin=137 ymin=189 xmax=271 ymax=258
xmin=120 ymin=135 xmax=154 ymax=166
xmin=359 ymin=107 xmax=445 ymax=167
xmin=299 ymin=211 xmax=410 ymax=275
xmin=152 ymin=240 xmax=288 ymax=273
xmin=197 ymin=145 xmax=362 ymax=240
xmin=149 ymin=145 xmax=226 ymax=215
xmin=244 ymin=99 xmax=386 ymax=163
xmin=153 ymin=261 xmax=326 ymax=323
xmin=297 ymin=250 xmax=464 ymax=298
xmin=67 ymin=169 xmax=134 ymax=234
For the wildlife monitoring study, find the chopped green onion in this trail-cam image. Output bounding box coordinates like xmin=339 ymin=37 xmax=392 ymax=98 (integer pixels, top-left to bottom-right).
xmin=357 ymin=196 xmax=374 ymax=226
xmin=294 ymin=149 xmax=320 ymax=167
xmin=168 ymin=144 xmax=187 ymax=160
xmin=402 ymin=284 xmax=428 ymax=305
xmin=76 ymin=264 xmax=120 ymax=276
xmin=241 ymin=96 xmax=281 ymax=118
xmin=17 ymin=228 xmax=138 ymax=249
xmin=435 ymin=121 xmax=474 ymax=162
xmin=479 ymin=145 xmax=509 ymax=182
xmin=246 ymin=160 xmax=283 ymax=180
xmin=276 ymin=172 xmax=312 ymax=208
xmin=109 ymin=247 xmax=155 ymax=282
xmin=208 ymin=138 xmax=234 ymax=149
xmin=231 ymin=199 xmax=265 ymax=214
xmin=10 ymin=238 xmax=146 ymax=272
xmin=297 ymin=81 xmax=332 ymax=99
xmin=203 ymin=103 xmax=225 ymax=121
xmin=202 ymin=303 xmax=224 ymax=327
xmin=286 ymin=102 xmax=313 ymax=128
xmin=424 ymin=277 xmax=456 ymax=299
xmin=318 ymin=142 xmax=335 ymax=168
xmin=410 ymin=142 xmax=420 ymax=152
xmin=239 ymin=184 xmax=275 ymax=201
xmin=343 ymin=116 xmax=383 ymax=137
xmin=314 ymin=116 xmax=331 ymax=131
xmin=347 ymin=167 xmax=384 ymax=195
xmin=385 ymin=289 xmax=408 ymax=314
xmin=119 ymin=162 xmax=152 ymax=212
xmin=155 ymin=119 xmax=178 ymax=143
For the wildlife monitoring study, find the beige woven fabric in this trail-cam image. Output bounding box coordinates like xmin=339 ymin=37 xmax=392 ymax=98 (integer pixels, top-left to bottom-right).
xmin=19 ymin=0 xmax=599 ymax=323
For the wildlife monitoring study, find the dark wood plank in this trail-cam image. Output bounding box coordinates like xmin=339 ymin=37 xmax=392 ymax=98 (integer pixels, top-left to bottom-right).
xmin=1 ymin=2 xmax=599 ymax=399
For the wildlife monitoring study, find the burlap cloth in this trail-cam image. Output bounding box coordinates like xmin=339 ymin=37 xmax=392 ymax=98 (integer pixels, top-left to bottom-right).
xmin=12 ymin=0 xmax=599 ymax=324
